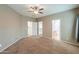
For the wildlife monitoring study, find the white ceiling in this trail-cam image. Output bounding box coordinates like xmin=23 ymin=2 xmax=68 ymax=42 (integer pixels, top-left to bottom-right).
xmin=8 ymin=4 xmax=79 ymax=18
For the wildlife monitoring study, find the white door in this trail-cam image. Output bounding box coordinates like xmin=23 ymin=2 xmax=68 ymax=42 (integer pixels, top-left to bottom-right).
xmin=52 ymin=20 xmax=60 ymax=40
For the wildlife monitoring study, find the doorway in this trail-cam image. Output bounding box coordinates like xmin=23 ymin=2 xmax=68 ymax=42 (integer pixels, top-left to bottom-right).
xmin=52 ymin=20 xmax=60 ymax=40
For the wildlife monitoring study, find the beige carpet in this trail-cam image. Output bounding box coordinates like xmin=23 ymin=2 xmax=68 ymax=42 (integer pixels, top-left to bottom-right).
xmin=3 ymin=37 xmax=79 ymax=54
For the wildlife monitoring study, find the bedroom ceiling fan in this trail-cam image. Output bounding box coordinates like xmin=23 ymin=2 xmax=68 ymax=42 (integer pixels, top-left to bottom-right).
xmin=28 ymin=5 xmax=44 ymax=15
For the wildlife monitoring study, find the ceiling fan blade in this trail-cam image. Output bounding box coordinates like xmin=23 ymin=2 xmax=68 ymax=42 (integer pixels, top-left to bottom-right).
xmin=39 ymin=12 xmax=43 ymax=14
xmin=30 ymin=7 xmax=34 ymax=9
xmin=39 ymin=8 xmax=44 ymax=10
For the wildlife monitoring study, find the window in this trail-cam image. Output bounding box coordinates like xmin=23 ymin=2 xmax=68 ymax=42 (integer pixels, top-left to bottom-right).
xmin=27 ymin=21 xmax=38 ymax=36
xmin=52 ymin=20 xmax=60 ymax=40
xmin=32 ymin=22 xmax=37 ymax=36
xmin=38 ymin=21 xmax=43 ymax=36
xmin=27 ymin=21 xmax=33 ymax=36
xmin=27 ymin=21 xmax=43 ymax=36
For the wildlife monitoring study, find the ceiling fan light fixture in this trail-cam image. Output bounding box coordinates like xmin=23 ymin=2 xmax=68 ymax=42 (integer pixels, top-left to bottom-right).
xmin=34 ymin=11 xmax=38 ymax=14
xmin=28 ymin=4 xmax=44 ymax=15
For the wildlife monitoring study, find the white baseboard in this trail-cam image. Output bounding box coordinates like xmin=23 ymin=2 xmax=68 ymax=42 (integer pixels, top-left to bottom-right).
xmin=44 ymin=37 xmax=79 ymax=47
xmin=0 ymin=36 xmax=27 ymax=52
xmin=63 ymin=41 xmax=79 ymax=47
xmin=0 ymin=35 xmax=43 ymax=52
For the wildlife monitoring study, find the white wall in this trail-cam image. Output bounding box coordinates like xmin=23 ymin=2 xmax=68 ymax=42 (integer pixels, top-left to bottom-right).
xmin=0 ymin=5 xmax=36 ymax=51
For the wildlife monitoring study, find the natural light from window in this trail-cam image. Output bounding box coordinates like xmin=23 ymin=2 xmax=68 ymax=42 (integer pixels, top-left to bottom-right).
xmin=38 ymin=21 xmax=43 ymax=36
xmin=27 ymin=21 xmax=33 ymax=36
xmin=52 ymin=20 xmax=60 ymax=40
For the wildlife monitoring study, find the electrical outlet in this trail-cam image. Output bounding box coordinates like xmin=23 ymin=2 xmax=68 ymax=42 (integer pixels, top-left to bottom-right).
xmin=0 ymin=44 xmax=2 ymax=48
